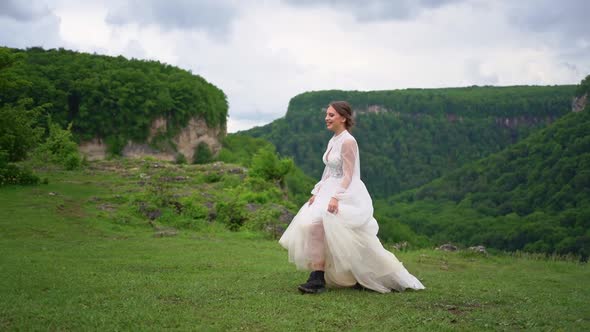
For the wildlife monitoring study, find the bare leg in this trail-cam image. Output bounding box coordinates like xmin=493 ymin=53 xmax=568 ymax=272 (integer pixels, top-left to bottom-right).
xmin=308 ymin=222 xmax=325 ymax=271
xmin=298 ymin=221 xmax=327 ymax=294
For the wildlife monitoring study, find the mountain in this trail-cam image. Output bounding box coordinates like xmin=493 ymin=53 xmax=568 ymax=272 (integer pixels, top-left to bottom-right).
xmin=242 ymin=86 xmax=575 ymax=198
xmin=375 ymin=77 xmax=590 ymax=258
xmin=0 ymin=46 xmax=227 ymax=162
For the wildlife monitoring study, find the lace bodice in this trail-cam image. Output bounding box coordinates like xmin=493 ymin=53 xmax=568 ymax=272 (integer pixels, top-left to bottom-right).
xmin=323 ymin=142 xmax=344 ymax=178
xmin=311 ymin=130 xmax=360 ymax=198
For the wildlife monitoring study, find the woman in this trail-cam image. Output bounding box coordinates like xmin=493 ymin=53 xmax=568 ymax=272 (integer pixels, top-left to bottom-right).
xmin=279 ymin=101 xmax=426 ymax=294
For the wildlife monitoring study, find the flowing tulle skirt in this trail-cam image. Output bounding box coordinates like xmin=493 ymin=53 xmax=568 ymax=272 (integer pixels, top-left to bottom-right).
xmin=279 ymin=177 xmax=425 ymax=293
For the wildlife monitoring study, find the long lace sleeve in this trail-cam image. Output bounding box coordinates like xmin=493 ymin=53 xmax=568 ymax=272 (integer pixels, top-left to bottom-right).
xmin=311 ymin=165 xmax=330 ymax=195
xmin=334 ymin=139 xmax=357 ymax=197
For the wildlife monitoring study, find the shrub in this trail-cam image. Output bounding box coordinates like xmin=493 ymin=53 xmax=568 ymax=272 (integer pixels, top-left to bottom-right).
xmin=33 ymin=120 xmax=82 ymax=170
xmin=180 ymin=200 xmax=209 ymax=221
xmin=193 ymin=142 xmax=213 ymax=164
xmin=0 ymin=151 xmax=40 ymax=186
xmin=175 ymin=153 xmax=187 ymax=164
xmin=0 ymin=100 xmax=44 ymax=162
xmin=250 ymin=146 xmax=294 ymax=188
xmin=145 ymin=173 xmax=173 ymax=207
xmin=105 ymin=135 xmax=127 ymax=157
xmin=215 ymin=198 xmax=247 ymax=231
xmin=244 ymin=205 xmax=283 ymax=239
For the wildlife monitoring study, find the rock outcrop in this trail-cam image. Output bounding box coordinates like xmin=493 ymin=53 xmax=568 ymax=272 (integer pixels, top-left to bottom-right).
xmin=79 ymin=116 xmax=225 ymax=161
xmin=493 ymin=115 xmax=557 ymax=128
xmin=350 ymin=104 xmax=559 ymax=128
xmin=79 ymin=138 xmax=108 ymax=161
xmin=572 ymin=94 xmax=587 ymax=112
xmin=468 ymin=245 xmax=488 ymax=255
xmin=436 ymin=243 xmax=458 ymax=251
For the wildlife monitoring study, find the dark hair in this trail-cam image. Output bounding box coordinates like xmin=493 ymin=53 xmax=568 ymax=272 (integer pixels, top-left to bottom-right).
xmin=329 ymin=101 xmax=355 ymax=130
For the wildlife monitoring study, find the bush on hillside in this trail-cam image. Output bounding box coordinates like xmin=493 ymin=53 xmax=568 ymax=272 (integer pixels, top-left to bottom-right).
xmin=0 ymin=150 xmax=40 ymax=186
xmin=0 ymin=101 xmax=45 ymax=162
xmin=193 ymin=142 xmax=213 ymax=164
xmin=250 ymin=146 xmax=294 ymax=189
xmin=33 ymin=119 xmax=82 ymax=170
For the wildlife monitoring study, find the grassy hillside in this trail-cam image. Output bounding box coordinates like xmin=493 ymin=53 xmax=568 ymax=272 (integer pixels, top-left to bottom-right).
xmin=1 ymin=160 xmax=589 ymax=331
xmin=217 ymin=134 xmax=316 ymax=206
xmin=243 ymin=85 xmax=574 ymax=198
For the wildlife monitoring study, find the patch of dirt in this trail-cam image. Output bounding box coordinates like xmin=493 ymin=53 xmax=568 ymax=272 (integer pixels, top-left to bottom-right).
xmin=160 ymin=176 xmax=189 ymax=182
xmin=157 ymin=294 xmax=197 ymax=305
xmin=0 ymin=317 xmax=13 ymax=330
xmin=153 ymin=229 xmax=178 ymax=237
xmin=170 ymin=201 xmax=183 ymax=214
xmin=27 ymin=227 xmax=55 ymax=239
xmin=97 ymin=203 xmax=117 ymax=212
xmin=137 ymin=201 xmax=161 ymax=220
xmin=55 ymin=199 xmax=86 ymax=219
xmin=148 ymin=220 xmax=178 ymax=237
xmin=433 ymin=302 xmax=484 ymax=317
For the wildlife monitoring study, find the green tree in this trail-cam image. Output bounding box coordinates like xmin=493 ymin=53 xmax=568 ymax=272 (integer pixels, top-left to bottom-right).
xmin=0 ymin=100 xmax=44 ymax=162
xmin=250 ymin=146 xmax=294 ymax=190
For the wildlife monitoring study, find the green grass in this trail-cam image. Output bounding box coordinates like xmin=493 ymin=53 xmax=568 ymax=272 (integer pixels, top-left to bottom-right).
xmin=1 ymin=161 xmax=589 ymax=331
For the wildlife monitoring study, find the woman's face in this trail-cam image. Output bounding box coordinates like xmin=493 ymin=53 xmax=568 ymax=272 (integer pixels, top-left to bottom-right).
xmin=325 ymin=106 xmax=346 ymax=132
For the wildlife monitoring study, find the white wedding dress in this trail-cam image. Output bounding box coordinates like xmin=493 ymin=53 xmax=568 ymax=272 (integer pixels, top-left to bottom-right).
xmin=279 ymin=130 xmax=425 ymax=293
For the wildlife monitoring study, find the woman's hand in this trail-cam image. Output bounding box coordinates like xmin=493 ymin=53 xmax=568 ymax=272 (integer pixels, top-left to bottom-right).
xmin=308 ymin=195 xmax=316 ymax=206
xmin=327 ymin=197 xmax=339 ymax=214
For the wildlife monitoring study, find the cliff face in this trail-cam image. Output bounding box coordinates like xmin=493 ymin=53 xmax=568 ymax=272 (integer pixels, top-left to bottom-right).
xmin=78 ymin=138 xmax=108 ymax=161
xmin=79 ymin=116 xmax=225 ymax=161
xmin=493 ymin=115 xmax=557 ymax=128
xmin=355 ymin=105 xmax=557 ymax=128
xmin=572 ymin=94 xmax=587 ymax=112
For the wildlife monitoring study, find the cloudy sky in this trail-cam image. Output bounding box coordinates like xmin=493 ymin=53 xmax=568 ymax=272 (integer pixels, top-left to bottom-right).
xmin=1 ymin=0 xmax=589 ymax=132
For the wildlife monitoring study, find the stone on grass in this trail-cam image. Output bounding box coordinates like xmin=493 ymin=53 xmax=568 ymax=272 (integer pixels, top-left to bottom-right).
xmin=437 ymin=243 xmax=458 ymax=251
xmin=468 ymin=245 xmax=488 ymax=255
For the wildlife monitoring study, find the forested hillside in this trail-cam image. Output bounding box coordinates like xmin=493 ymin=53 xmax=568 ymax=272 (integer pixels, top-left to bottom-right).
xmin=244 ymin=86 xmax=575 ymax=198
xmin=0 ymin=46 xmax=314 ymax=206
xmin=0 ymin=46 xmax=227 ymax=154
xmin=375 ymin=77 xmax=590 ymax=258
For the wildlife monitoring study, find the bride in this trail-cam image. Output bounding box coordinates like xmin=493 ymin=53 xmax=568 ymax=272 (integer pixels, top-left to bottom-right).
xmin=279 ymin=101 xmax=426 ymax=294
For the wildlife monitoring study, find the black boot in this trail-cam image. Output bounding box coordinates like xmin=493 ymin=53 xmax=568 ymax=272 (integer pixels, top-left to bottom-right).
xmin=352 ymin=282 xmax=368 ymax=291
xmin=298 ymin=271 xmax=326 ymax=294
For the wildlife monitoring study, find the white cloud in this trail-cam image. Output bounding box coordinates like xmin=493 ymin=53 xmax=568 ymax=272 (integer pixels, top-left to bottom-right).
xmin=105 ymin=0 xmax=237 ymax=38
xmin=56 ymin=4 xmax=112 ymax=48
xmin=0 ymin=0 xmax=62 ymax=49
xmin=0 ymin=0 xmax=53 ymax=21
xmin=284 ymin=0 xmax=465 ymax=22
xmin=227 ymin=117 xmax=270 ymax=133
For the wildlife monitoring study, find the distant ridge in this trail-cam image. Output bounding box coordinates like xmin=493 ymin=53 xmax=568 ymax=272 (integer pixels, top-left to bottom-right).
xmin=242 ymin=85 xmax=575 ymax=198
